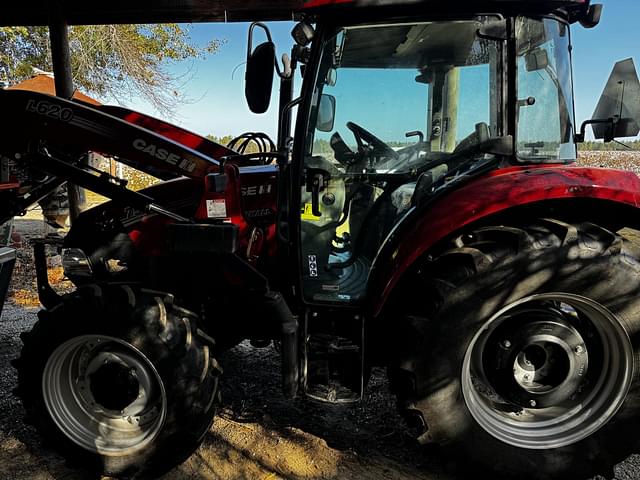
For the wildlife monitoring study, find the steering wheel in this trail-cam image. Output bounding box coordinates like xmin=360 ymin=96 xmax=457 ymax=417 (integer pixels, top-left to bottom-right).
xmin=346 ymin=121 xmax=399 ymax=161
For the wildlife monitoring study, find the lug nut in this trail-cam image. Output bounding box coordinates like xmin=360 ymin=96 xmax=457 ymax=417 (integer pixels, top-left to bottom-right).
xmin=501 ymin=340 xmax=512 ymax=349
xmin=574 ymin=345 xmax=584 ymax=355
xmin=529 ymin=400 xmax=537 ymax=407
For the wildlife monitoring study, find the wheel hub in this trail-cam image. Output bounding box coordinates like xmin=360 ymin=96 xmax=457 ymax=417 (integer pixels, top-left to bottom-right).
xmin=487 ymin=315 xmax=588 ymax=408
xmin=514 ymin=342 xmax=570 ymax=394
xmin=89 ymin=361 xmax=140 ymax=411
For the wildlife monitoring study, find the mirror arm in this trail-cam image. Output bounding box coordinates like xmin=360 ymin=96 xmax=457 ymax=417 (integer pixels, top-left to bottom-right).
xmin=575 ymin=117 xmax=616 ymax=143
xmin=247 ymin=22 xmax=274 ymax=61
xmin=248 ymin=21 xmax=286 ymax=77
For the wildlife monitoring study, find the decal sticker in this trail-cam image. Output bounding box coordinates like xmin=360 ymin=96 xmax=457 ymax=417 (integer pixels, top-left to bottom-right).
xmin=242 ymin=184 xmax=273 ymax=196
xmin=132 ymin=138 xmax=197 ymax=173
xmin=245 ymin=208 xmax=273 ymax=219
xmin=206 ymin=199 xmax=227 ymax=219
xmin=308 ymin=254 xmax=318 ymax=277
xmin=322 ymin=284 xmax=339 ymax=292
xmin=26 ymin=99 xmax=73 ymax=122
xmin=301 ymin=203 xmax=321 ymax=221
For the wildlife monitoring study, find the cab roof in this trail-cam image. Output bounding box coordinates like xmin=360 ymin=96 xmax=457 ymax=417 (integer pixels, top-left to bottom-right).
xmin=302 ymin=0 xmax=591 ymax=23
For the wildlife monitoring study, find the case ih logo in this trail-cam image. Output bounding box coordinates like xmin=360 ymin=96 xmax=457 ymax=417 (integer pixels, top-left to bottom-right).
xmin=242 ymin=184 xmax=273 ymax=196
xmin=133 ymin=138 xmax=196 ymax=173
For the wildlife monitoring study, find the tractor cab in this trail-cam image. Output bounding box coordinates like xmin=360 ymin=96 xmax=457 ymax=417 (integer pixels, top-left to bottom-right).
xmin=292 ymin=7 xmax=583 ymax=305
xmin=245 ymin=1 xmax=637 ymax=308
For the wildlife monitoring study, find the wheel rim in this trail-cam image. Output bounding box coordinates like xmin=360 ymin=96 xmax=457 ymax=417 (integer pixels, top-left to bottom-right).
xmin=461 ymin=293 xmax=633 ymax=449
xmin=42 ymin=334 xmax=167 ymax=455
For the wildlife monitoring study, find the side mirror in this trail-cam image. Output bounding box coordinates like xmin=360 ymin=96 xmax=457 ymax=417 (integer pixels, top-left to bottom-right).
xmin=579 ymin=4 xmax=603 ymax=29
xmin=245 ymin=23 xmax=276 ymax=114
xmin=525 ymin=48 xmax=549 ymax=72
xmin=326 ymin=68 xmax=337 ymax=87
xmin=316 ymin=94 xmax=336 ymax=132
xmin=577 ymin=58 xmax=640 ymax=142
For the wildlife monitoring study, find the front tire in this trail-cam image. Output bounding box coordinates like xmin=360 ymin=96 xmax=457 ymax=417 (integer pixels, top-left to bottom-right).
xmin=14 ymin=284 xmax=220 ymax=479
xmin=392 ymin=219 xmax=640 ymax=479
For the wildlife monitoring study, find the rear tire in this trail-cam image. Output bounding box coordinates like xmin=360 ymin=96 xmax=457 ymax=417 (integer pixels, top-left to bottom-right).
xmin=14 ymin=283 xmax=220 ymax=479
xmin=391 ymin=219 xmax=640 ymax=479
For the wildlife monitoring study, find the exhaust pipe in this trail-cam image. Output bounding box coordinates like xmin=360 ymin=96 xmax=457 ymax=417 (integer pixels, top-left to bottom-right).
xmin=263 ymin=291 xmax=299 ymax=398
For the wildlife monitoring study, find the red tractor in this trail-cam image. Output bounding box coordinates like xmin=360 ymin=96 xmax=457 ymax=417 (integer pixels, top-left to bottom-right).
xmin=1 ymin=0 xmax=640 ymax=478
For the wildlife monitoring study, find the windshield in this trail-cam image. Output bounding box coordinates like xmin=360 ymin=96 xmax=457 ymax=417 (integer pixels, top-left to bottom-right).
xmin=516 ymin=17 xmax=576 ymax=161
xmin=309 ymin=20 xmax=501 ymax=172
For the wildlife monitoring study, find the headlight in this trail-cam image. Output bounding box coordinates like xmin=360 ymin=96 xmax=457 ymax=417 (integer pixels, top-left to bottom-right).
xmin=61 ymin=248 xmax=93 ymax=278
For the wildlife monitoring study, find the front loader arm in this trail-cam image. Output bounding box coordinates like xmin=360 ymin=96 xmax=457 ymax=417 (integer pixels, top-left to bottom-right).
xmin=0 ymin=89 xmax=221 ymax=179
xmin=0 ymin=89 xmax=224 ymax=222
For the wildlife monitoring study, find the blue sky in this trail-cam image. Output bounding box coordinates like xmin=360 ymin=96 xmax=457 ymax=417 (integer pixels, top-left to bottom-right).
xmin=572 ymin=0 xmax=639 ymax=137
xmin=127 ymin=21 xmax=296 ymax=138
xmin=125 ymin=0 xmax=638 ymax=141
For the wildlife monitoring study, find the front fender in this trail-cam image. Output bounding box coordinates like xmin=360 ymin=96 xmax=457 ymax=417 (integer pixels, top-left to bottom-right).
xmin=368 ymin=165 xmax=640 ymax=316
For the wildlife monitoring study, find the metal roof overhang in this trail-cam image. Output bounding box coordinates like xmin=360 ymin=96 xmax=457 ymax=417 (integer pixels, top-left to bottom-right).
xmin=1 ymin=1 xmax=303 ymax=26
xmin=1 ymin=0 xmax=591 ymax=26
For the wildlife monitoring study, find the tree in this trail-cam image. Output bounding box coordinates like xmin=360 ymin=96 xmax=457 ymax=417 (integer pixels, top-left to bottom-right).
xmin=206 ymin=134 xmax=235 ymax=146
xmin=0 ymin=25 xmax=221 ymax=115
xmin=207 ymin=134 xmax=264 ymax=154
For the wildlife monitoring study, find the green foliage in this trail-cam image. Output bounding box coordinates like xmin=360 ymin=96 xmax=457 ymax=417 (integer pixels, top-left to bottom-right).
xmin=123 ymin=169 xmax=159 ymax=191
xmin=0 ymin=27 xmax=49 ymax=80
xmin=0 ymin=24 xmax=221 ymax=115
xmin=206 ymin=134 xmax=235 ymax=146
xmin=207 ymin=134 xmax=265 ymax=154
xmin=312 ymin=138 xmax=332 ymax=154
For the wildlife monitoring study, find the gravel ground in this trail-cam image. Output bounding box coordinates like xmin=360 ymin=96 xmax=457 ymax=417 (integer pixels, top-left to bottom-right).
xmin=577 ymin=151 xmax=640 ymax=174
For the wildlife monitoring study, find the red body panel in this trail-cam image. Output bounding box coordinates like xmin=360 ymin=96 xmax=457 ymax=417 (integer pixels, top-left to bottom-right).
xmin=127 ymin=164 xmax=278 ymax=264
xmin=370 ymin=165 xmax=640 ymax=315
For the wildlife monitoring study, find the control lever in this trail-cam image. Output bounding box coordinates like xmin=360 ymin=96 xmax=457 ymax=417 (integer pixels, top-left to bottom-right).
xmin=305 ymin=168 xmax=329 ymax=217
xmin=405 ymin=130 xmax=424 ymax=143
